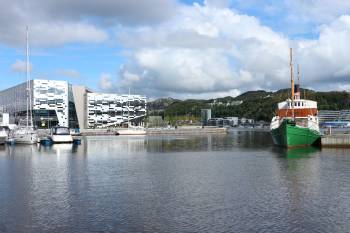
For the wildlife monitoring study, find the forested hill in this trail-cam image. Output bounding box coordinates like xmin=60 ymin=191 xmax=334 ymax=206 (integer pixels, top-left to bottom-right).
xmin=148 ymin=89 xmax=350 ymax=122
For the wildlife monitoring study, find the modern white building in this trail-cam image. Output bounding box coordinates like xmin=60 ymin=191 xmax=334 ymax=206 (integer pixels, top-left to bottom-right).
xmin=86 ymin=92 xmax=146 ymax=129
xmin=32 ymin=79 xmax=78 ymax=128
xmin=0 ymin=79 xmax=147 ymax=129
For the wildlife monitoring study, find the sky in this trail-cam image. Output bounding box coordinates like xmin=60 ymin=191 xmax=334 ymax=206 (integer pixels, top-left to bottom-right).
xmin=0 ymin=0 xmax=350 ymax=99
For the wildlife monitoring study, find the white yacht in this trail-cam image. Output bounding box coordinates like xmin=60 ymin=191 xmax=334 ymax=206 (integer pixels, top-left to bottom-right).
xmin=49 ymin=126 xmax=73 ymax=143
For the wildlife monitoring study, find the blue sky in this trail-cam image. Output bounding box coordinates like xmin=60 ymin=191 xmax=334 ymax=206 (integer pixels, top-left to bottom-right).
xmin=1 ymin=0 xmax=350 ymax=98
xmin=0 ymin=38 xmax=125 ymax=91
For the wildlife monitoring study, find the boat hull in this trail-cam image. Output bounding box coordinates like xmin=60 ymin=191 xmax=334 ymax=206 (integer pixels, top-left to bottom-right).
xmin=50 ymin=135 xmax=73 ymax=143
xmin=117 ymin=129 xmax=146 ymax=135
xmin=13 ymin=134 xmax=37 ymax=144
xmin=271 ymin=120 xmax=320 ymax=148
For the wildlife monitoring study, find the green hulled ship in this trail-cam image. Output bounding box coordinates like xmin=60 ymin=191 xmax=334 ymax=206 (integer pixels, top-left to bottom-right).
xmin=271 ymin=119 xmax=320 ymax=147
xmin=270 ymin=48 xmax=321 ymax=148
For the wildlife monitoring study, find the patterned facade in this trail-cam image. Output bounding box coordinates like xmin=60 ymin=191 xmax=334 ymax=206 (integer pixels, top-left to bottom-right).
xmin=86 ymin=93 xmax=147 ymax=128
xmin=0 ymin=79 xmax=147 ymax=129
xmin=0 ymin=79 xmax=78 ymax=128
xmin=32 ymin=80 xmax=70 ymax=128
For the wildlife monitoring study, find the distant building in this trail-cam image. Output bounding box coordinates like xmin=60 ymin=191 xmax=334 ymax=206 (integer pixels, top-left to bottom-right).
xmin=247 ymin=119 xmax=254 ymax=124
xmin=230 ymin=100 xmax=243 ymax=106
xmin=318 ymin=110 xmax=340 ymax=123
xmin=240 ymin=117 xmax=247 ymax=124
xmin=339 ymin=110 xmax=350 ymax=122
xmin=223 ymin=117 xmax=239 ymax=126
xmin=318 ymin=110 xmax=350 ymax=127
xmin=201 ymin=109 xmax=212 ymax=125
xmin=207 ymin=118 xmax=223 ymax=127
xmin=0 ymin=79 xmax=147 ymax=129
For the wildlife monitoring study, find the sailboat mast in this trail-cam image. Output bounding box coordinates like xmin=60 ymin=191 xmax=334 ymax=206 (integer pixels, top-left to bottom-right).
xmin=290 ymin=48 xmax=295 ymax=119
xmin=128 ymin=88 xmax=130 ymax=127
xmin=26 ymin=26 xmax=33 ymax=128
xmin=26 ymin=26 xmax=29 ymax=128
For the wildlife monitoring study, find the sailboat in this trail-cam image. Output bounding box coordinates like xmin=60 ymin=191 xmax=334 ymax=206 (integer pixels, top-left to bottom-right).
xmin=270 ymin=48 xmax=320 ymax=147
xmin=10 ymin=26 xmax=38 ymax=144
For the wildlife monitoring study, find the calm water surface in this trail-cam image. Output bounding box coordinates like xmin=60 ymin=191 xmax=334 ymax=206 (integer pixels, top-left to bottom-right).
xmin=0 ymin=131 xmax=350 ymax=233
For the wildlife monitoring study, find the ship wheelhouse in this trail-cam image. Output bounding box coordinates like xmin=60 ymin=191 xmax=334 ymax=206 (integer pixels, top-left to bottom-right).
xmin=276 ymin=98 xmax=318 ymax=119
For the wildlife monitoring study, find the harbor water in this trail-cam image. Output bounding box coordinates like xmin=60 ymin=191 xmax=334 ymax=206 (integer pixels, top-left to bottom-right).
xmin=0 ymin=131 xmax=350 ymax=233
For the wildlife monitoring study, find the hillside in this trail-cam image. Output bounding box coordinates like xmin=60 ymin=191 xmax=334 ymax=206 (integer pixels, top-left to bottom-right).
xmin=147 ymin=89 xmax=350 ymax=122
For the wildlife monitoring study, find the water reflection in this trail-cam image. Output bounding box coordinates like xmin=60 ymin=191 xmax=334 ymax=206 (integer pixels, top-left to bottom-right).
xmin=146 ymin=131 xmax=274 ymax=153
xmin=272 ymin=146 xmax=321 ymax=159
xmin=0 ymin=133 xmax=349 ymax=233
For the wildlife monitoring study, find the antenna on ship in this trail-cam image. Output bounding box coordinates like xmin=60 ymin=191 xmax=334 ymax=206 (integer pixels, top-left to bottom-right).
xmin=297 ymin=64 xmax=300 ymax=85
xmin=297 ymin=64 xmax=304 ymax=99
xmin=294 ymin=63 xmax=301 ymax=100
xmin=290 ymin=48 xmax=295 ymax=119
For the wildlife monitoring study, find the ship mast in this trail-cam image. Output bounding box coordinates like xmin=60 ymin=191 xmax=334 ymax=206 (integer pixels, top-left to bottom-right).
xmin=128 ymin=87 xmax=130 ymax=127
xmin=290 ymin=48 xmax=295 ymax=119
xmin=26 ymin=26 xmax=29 ymax=128
xmin=26 ymin=26 xmax=33 ymax=128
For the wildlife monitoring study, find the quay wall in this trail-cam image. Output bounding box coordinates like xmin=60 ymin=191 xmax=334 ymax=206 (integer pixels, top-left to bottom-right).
xmin=146 ymin=127 xmax=227 ymax=135
xmin=321 ymin=134 xmax=350 ymax=147
xmin=79 ymin=127 xmax=227 ymax=136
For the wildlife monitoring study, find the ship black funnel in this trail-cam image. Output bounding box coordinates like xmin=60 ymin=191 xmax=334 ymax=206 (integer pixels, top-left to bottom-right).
xmin=294 ymin=84 xmax=300 ymax=93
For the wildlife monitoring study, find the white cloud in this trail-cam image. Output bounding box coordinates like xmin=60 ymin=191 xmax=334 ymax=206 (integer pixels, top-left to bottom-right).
xmin=0 ymin=0 xmax=177 ymax=47
xmin=107 ymin=3 xmax=290 ymax=98
xmin=57 ymin=69 xmax=81 ymax=78
xmin=32 ymin=23 xmax=108 ymax=46
xmin=98 ymin=73 xmax=113 ymax=91
xmin=11 ymin=60 xmax=32 ymax=73
xmin=4 ymin=0 xmax=350 ymax=99
xmin=103 ymin=2 xmax=350 ymax=98
xmin=1 ymin=23 xmax=108 ymax=47
xmin=295 ymin=15 xmax=350 ymax=88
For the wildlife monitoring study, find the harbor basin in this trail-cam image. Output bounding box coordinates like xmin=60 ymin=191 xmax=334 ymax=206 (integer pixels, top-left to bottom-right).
xmin=0 ymin=131 xmax=350 ymax=233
